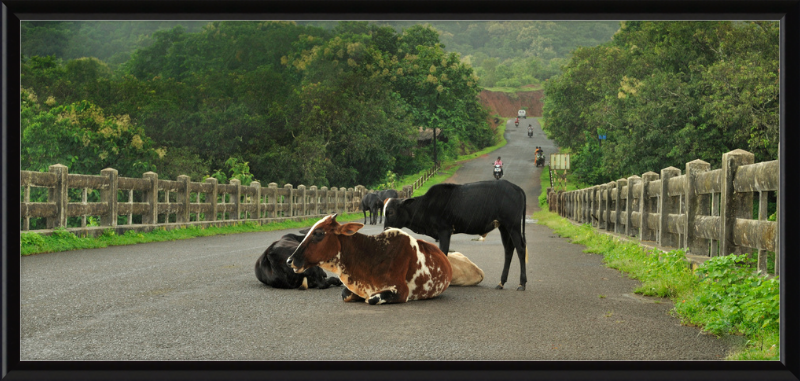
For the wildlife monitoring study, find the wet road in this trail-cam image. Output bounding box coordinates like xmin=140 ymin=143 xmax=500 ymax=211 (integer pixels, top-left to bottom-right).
xmin=19 ymin=118 xmax=742 ymax=360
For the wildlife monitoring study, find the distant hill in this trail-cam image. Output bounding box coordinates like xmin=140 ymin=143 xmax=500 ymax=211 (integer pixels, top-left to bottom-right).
xmin=21 ymin=21 xmax=209 ymax=66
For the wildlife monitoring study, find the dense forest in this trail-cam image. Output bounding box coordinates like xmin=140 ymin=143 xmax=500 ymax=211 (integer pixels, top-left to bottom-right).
xmin=543 ymin=21 xmax=780 ymax=185
xmin=325 ymin=21 xmax=619 ymax=88
xmin=21 ymin=21 xmax=492 ymax=190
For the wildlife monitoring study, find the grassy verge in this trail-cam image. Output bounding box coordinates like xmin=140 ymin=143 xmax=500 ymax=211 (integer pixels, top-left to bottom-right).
xmin=535 ymin=170 xmax=779 ymax=360
xmin=20 ymin=212 xmax=364 ymax=256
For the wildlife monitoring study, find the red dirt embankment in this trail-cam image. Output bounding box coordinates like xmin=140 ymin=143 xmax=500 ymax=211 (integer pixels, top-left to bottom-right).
xmin=479 ymin=89 xmax=544 ymax=118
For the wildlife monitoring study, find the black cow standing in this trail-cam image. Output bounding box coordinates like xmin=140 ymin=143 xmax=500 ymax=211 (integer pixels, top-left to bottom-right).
xmin=360 ymin=193 xmax=381 ymax=225
xmin=372 ymin=189 xmax=399 ymax=224
xmin=383 ymin=180 xmax=528 ymax=291
xmin=255 ymin=231 xmax=343 ymax=289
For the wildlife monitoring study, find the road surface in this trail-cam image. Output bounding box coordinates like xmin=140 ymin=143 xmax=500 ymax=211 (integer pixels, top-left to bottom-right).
xmin=19 ymin=118 xmax=743 ymax=360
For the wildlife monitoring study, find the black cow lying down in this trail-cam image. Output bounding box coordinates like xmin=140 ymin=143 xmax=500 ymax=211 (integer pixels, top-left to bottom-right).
xmin=255 ymin=231 xmax=343 ymax=289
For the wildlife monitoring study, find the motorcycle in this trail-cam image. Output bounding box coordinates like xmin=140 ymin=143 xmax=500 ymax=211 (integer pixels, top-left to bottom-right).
xmin=514 ymin=121 xmax=519 ymax=128
xmin=493 ymin=164 xmax=503 ymax=180
xmin=528 ymin=128 xmax=533 ymax=138
xmin=535 ymin=152 xmax=545 ymax=167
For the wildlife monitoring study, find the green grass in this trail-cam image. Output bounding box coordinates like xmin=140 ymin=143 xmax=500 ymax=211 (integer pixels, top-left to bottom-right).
xmin=20 ymin=212 xmax=365 ymax=256
xmin=533 ymin=197 xmax=780 ymax=360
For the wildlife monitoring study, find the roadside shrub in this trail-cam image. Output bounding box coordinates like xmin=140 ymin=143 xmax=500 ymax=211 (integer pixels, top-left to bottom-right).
xmin=673 ymin=254 xmax=780 ymax=339
xmin=20 ymin=232 xmax=45 ymax=248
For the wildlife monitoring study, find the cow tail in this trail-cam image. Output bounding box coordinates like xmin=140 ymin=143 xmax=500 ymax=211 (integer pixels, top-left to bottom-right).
xmin=521 ymin=187 xmax=528 ymax=264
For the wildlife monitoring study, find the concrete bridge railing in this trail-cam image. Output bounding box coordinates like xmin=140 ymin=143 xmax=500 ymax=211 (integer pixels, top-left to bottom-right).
xmin=547 ymin=149 xmax=780 ymax=276
xmin=19 ymin=165 xmax=422 ymax=238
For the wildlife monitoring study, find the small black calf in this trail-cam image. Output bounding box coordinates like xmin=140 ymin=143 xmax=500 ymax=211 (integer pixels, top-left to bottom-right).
xmin=255 ymin=232 xmax=343 ymax=289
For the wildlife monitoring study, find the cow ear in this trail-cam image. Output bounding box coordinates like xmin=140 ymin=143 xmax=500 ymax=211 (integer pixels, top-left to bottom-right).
xmin=337 ymin=222 xmax=364 ymax=236
xmin=298 ymin=228 xmax=310 ymax=234
xmin=400 ymin=198 xmax=415 ymax=206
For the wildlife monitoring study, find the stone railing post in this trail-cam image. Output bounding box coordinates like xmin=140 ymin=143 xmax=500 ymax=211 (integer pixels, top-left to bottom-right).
xmin=230 ymin=179 xmax=241 ymax=220
xmin=347 ymin=188 xmax=354 ymax=213
xmin=604 ymin=183 xmax=614 ymax=232
xmin=597 ymin=185 xmax=606 ymax=229
xmin=46 ymin=164 xmax=68 ymax=229
xmin=143 ymin=172 xmax=158 ymax=224
xmin=205 ymin=177 xmax=218 ymax=221
xmin=591 ymin=186 xmax=599 ymax=227
xmin=298 ymin=185 xmax=307 ymax=217
xmin=320 ymin=187 xmax=329 ymax=215
xmin=658 ymin=167 xmax=681 ymax=248
xmin=639 ymin=172 xmax=659 ymax=242
xmin=177 ymin=175 xmax=190 ymax=223
xmin=284 ymin=184 xmax=294 ymax=217
xmin=614 ymin=179 xmax=627 ymax=234
xmin=309 ymin=186 xmax=318 ymax=216
xmin=251 ymin=181 xmax=261 ymax=220
xmin=685 ymin=160 xmax=711 ymax=256
xmin=720 ymin=149 xmax=755 ymax=256
xmin=330 ymin=187 xmax=338 ymax=215
xmin=626 ymin=175 xmax=640 ymax=237
xmin=268 ymin=183 xmax=278 ymax=218
xmin=100 ymin=168 xmax=119 ymax=227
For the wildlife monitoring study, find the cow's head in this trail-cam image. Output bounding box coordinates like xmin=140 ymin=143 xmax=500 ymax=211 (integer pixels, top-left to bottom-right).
xmin=383 ymin=198 xmax=414 ymax=231
xmin=286 ymin=214 xmax=364 ymax=273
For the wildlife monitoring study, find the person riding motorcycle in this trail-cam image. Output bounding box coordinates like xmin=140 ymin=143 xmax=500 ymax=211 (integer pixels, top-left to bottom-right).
xmin=528 ymin=124 xmax=533 ymax=137
xmin=493 ymin=156 xmax=504 ymax=178
xmin=535 ymin=147 xmax=544 ymax=166
xmin=514 ymin=117 xmax=519 ymax=127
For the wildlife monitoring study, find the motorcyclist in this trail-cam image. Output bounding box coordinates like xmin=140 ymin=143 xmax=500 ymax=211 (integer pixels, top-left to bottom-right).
xmin=493 ymin=156 xmax=504 ymax=177
xmin=528 ymin=124 xmax=533 ymax=136
xmin=514 ymin=117 xmax=519 ymax=127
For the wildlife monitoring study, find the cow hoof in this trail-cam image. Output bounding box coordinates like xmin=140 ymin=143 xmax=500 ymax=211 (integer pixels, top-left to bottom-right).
xmin=516 ymin=285 xmax=526 ymax=291
xmin=368 ymin=295 xmax=385 ymax=305
xmin=495 ymin=283 xmax=504 ymax=290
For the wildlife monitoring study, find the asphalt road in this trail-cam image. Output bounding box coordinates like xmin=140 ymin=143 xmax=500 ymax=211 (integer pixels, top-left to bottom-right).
xmin=19 ymin=118 xmax=743 ymax=360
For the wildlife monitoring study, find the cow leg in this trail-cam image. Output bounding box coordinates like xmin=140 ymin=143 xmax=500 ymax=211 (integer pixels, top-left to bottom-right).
xmin=342 ymin=288 xmax=365 ymax=303
xmin=510 ymin=228 xmax=528 ymax=291
xmin=314 ymin=276 xmax=343 ymax=290
xmin=367 ymin=290 xmax=402 ymax=305
xmin=496 ymin=227 xmax=515 ymax=289
xmin=363 ymin=210 xmax=368 ymax=225
xmin=437 ymin=230 xmax=453 ymax=255
xmin=368 ymin=285 xmax=408 ymax=305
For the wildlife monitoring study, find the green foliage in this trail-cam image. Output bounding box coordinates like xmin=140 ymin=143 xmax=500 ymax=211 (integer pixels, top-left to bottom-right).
xmin=22 ymin=21 xmax=493 ymax=190
xmin=674 ymin=254 xmax=779 ymax=339
xmin=20 ymin=232 xmax=46 ymax=248
xmin=20 ymin=87 xmax=159 ymax=177
xmin=543 ymin=21 xmax=779 ymax=185
xmin=366 ymin=21 xmax=619 ymax=86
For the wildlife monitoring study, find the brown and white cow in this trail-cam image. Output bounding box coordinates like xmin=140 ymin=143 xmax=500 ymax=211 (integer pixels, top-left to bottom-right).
xmin=286 ymin=214 xmax=452 ymax=305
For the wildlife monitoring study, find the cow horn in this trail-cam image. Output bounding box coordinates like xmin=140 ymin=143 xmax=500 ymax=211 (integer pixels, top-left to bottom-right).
xmin=331 ymin=213 xmax=338 ymax=221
